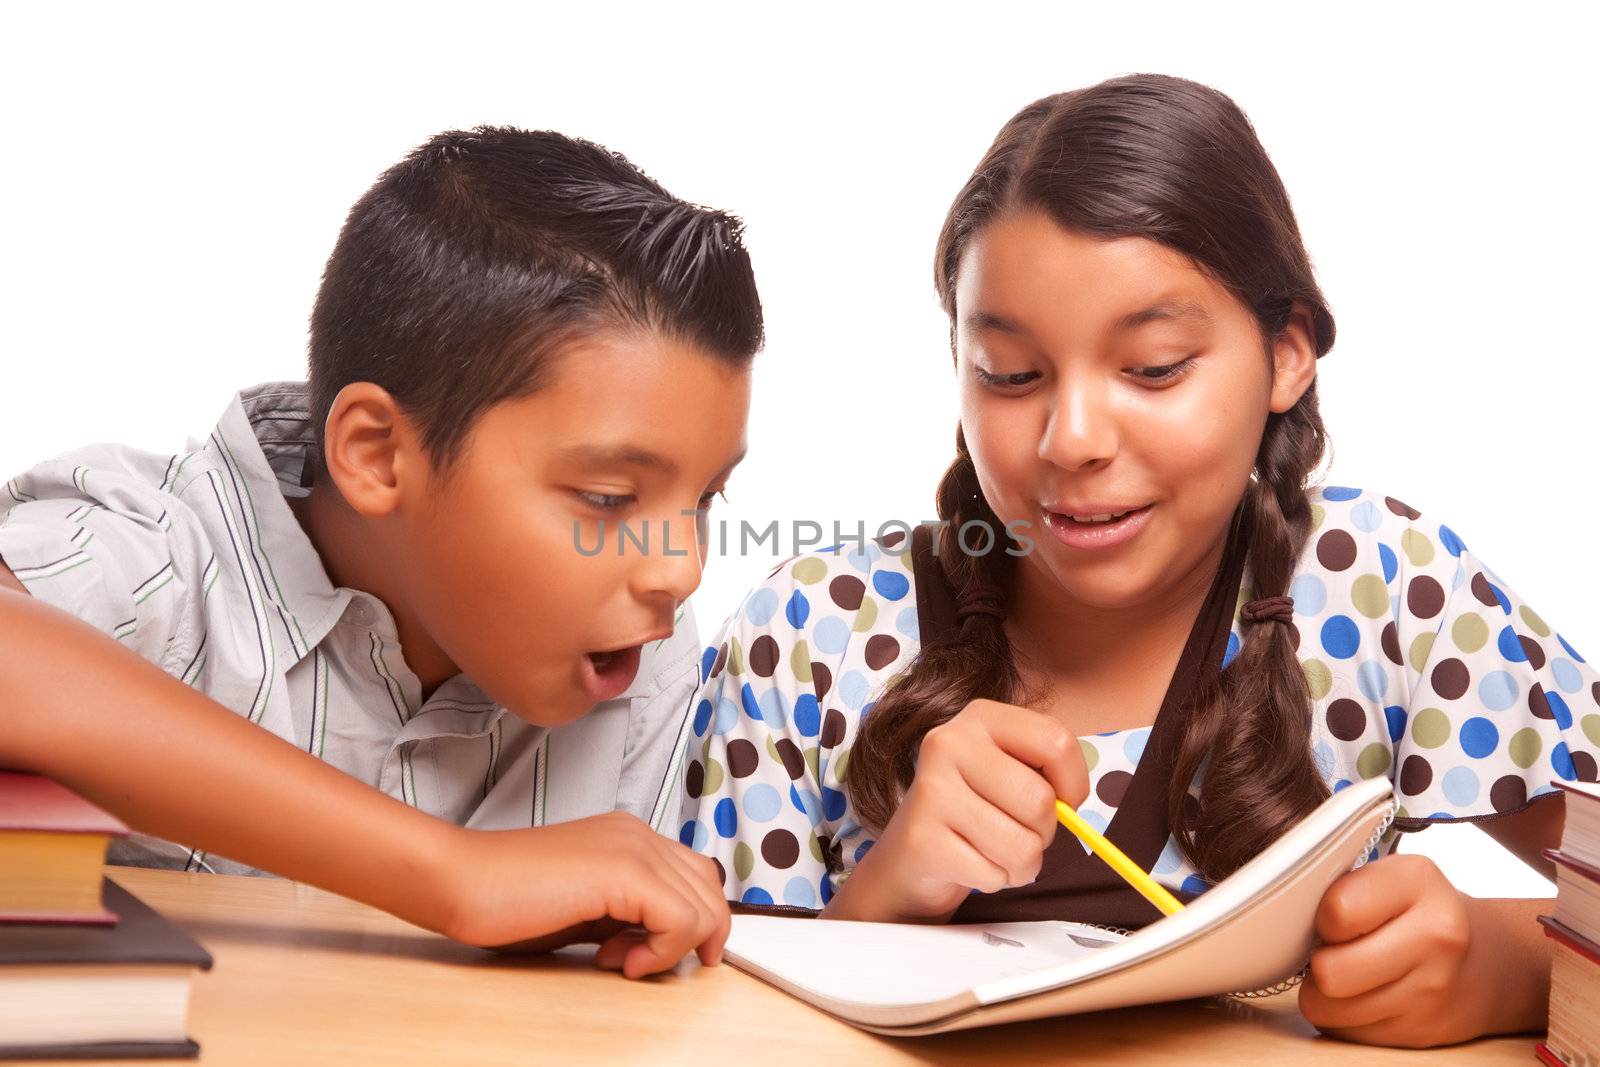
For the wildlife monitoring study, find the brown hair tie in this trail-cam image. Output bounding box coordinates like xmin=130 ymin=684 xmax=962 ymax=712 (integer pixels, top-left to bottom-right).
xmin=956 ymin=582 xmax=1006 ymax=624
xmin=1241 ymin=595 xmax=1295 ymax=625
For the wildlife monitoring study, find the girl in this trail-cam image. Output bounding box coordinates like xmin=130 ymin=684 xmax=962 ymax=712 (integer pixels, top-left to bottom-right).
xmin=679 ymin=74 xmax=1597 ymax=1045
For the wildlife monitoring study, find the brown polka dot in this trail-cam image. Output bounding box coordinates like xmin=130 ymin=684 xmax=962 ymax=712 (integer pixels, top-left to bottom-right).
xmin=821 ymin=708 xmax=848 ymax=748
xmin=1399 ymin=754 xmax=1433 ymax=796
xmin=1316 ymin=530 xmax=1358 ymax=571
xmin=748 ymin=635 xmax=779 ymax=678
xmin=1381 ymin=621 xmax=1402 ymax=666
xmin=1490 ymin=775 xmax=1527 ymax=813
xmin=1529 ymin=684 xmax=1554 ymax=720
xmin=776 ymin=738 xmax=806 ymax=780
xmin=686 ymin=760 xmax=705 ymax=798
xmin=1470 ymin=573 xmax=1499 ymax=609
xmin=1385 ymin=496 xmax=1421 ymax=520
xmin=880 ymin=529 xmax=906 ymax=549
xmin=713 ymin=857 xmax=726 ymax=888
xmin=1326 ymin=699 xmax=1367 ymax=741
xmin=829 ymin=575 xmax=865 ymax=610
xmin=762 ymin=829 xmax=800 ymax=869
xmin=727 ymin=739 xmax=760 ymax=778
xmin=1518 ymin=635 xmax=1546 ymax=671
xmin=1573 ymin=751 xmax=1598 ymax=783
xmin=1431 ymin=659 xmax=1470 ymax=701
xmin=864 ymin=634 xmax=901 ymax=671
xmin=811 ymin=662 xmax=833 ymax=700
xmin=1096 ymin=770 xmax=1134 ymax=807
xmin=1406 ymin=576 xmax=1445 ymax=619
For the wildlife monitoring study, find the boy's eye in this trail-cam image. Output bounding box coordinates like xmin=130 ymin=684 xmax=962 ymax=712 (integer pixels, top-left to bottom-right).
xmin=698 ymin=488 xmax=728 ymax=510
xmin=1129 ymin=357 xmax=1196 ymax=383
xmin=576 ymin=490 xmax=634 ymax=511
xmin=974 ymin=366 xmax=1042 ymax=390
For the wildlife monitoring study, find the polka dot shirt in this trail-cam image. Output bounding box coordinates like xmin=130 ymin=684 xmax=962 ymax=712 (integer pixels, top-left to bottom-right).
xmin=677 ymin=487 xmax=1600 ymax=910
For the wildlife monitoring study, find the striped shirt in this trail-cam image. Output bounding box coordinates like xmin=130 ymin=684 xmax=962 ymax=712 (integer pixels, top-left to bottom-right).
xmin=0 ymin=382 xmax=699 ymax=875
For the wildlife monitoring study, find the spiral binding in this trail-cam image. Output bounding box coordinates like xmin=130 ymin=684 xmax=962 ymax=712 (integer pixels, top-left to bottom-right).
xmin=1223 ymin=797 xmax=1399 ymax=1001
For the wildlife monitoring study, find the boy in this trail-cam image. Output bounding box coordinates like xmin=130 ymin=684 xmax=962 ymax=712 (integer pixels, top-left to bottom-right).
xmin=0 ymin=127 xmax=761 ymax=978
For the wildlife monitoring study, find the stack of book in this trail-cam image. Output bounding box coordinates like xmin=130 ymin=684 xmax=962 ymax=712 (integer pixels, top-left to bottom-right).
xmin=1539 ymin=779 xmax=1600 ymax=1067
xmin=0 ymin=771 xmax=212 ymax=1060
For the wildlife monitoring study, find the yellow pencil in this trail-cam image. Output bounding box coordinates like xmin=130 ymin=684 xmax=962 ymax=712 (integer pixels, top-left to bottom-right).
xmin=1055 ymin=800 xmax=1185 ymax=917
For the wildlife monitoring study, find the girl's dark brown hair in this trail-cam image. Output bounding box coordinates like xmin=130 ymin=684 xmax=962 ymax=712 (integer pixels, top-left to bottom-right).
xmin=848 ymin=74 xmax=1337 ymax=885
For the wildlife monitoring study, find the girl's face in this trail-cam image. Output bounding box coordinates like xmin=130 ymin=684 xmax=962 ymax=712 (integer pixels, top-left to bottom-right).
xmin=954 ymin=210 xmax=1316 ymax=616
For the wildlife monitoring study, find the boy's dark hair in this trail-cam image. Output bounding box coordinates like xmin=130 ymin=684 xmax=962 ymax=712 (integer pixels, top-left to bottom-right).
xmin=308 ymin=126 xmax=764 ymax=470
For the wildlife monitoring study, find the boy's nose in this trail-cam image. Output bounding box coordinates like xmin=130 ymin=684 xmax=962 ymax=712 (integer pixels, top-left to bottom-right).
xmin=633 ymin=512 xmax=705 ymax=605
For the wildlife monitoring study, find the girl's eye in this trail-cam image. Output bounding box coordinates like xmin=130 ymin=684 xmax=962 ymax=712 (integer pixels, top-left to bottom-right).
xmin=974 ymin=366 xmax=1042 ymax=390
xmin=576 ymin=490 xmax=634 ymax=511
xmin=1130 ymin=357 xmax=1196 ymax=383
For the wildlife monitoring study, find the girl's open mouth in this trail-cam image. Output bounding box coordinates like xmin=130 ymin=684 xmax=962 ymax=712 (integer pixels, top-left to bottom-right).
xmin=1041 ymin=504 xmax=1153 ymax=550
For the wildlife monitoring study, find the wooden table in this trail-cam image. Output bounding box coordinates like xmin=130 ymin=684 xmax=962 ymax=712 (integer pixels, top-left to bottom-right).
xmin=17 ymin=867 xmax=1541 ymax=1065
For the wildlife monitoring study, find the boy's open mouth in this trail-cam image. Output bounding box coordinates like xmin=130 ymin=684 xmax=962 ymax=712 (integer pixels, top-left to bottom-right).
xmin=580 ymin=644 xmax=643 ymax=703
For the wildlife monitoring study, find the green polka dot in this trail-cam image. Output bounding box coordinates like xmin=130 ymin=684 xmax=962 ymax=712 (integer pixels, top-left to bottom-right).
xmin=1079 ymin=738 xmax=1099 ymax=773
xmin=1401 ymin=528 xmax=1435 ymax=567
xmin=1302 ymin=659 xmax=1332 ymax=700
xmin=790 ymin=639 xmax=813 ymax=682
xmin=852 ymin=597 xmax=879 ymax=632
xmin=833 ymin=748 xmax=850 ymax=782
xmin=1451 ymin=613 xmax=1488 ymax=654
xmin=1357 ymin=743 xmax=1391 ymax=780
xmin=809 ymin=833 xmax=824 ymax=863
xmin=1582 ymin=714 xmax=1600 ymax=748
xmin=1410 ymin=708 xmax=1450 ymax=749
xmin=1310 ymin=504 xmax=1326 ymax=531
xmin=727 ymin=637 xmax=745 ymax=676
xmin=1519 ymin=605 xmax=1550 ymax=637
xmin=702 ymin=758 xmax=725 ymax=795
xmin=1409 ymin=632 xmax=1436 ymax=674
xmin=1394 ymin=804 xmax=1411 ymax=823
xmin=1508 ymin=727 xmax=1542 ymax=769
xmin=900 ymin=549 xmax=916 ymax=572
xmin=791 ymin=557 xmax=828 ymax=585
xmin=1351 ymin=574 xmax=1390 ymax=619
xmin=805 ymin=746 xmax=821 ymax=781
xmin=765 ymin=735 xmax=782 ymax=762
xmin=734 ymin=841 xmax=755 ymax=879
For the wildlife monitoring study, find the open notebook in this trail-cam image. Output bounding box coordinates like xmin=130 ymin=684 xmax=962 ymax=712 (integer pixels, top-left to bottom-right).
xmin=724 ymin=776 xmax=1395 ymax=1035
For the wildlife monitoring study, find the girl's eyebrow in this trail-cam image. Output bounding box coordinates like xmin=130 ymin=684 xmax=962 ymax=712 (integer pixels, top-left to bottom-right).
xmin=963 ymin=299 xmax=1212 ymax=340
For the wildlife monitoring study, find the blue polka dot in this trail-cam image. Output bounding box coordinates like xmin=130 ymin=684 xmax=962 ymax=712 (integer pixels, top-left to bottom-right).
xmin=872 ymin=570 xmax=910 ymax=601
xmin=1357 ymin=660 xmax=1389 ymax=702
xmin=1459 ymin=717 xmax=1499 ymax=759
xmin=1180 ymin=874 xmax=1211 ymax=896
xmin=1478 ymin=670 xmax=1519 ymax=712
xmin=820 ymin=876 xmax=835 ymax=906
xmin=743 ymin=784 xmax=782 ymax=822
xmin=741 ymin=887 xmax=774 ymax=906
xmin=896 ymin=605 xmax=920 ymax=641
xmin=758 ymin=688 xmax=790 ymax=730
xmin=1442 ymin=766 xmax=1480 ymax=806
xmin=1497 ymin=626 xmax=1527 ymax=663
xmin=1123 ymin=728 xmax=1151 ymax=764
xmin=1221 ymin=631 xmax=1240 ymax=669
xmin=845 ymin=545 xmax=878 ymax=573
xmin=713 ymin=797 xmax=738 ymax=838
xmin=1378 ymin=543 xmax=1399 ymax=584
xmin=784 ymin=877 xmax=817 ymax=909
xmin=1553 ymin=658 xmax=1584 ymax=694
xmin=1152 ymin=836 xmax=1185 ymax=875
xmin=839 ymin=670 xmax=871 ymax=711
xmin=745 ymin=587 xmax=779 ymax=626
xmin=1439 ymin=525 xmax=1466 ymax=557
xmin=1322 ymin=486 xmax=1363 ymax=502
xmin=1547 ymin=691 xmax=1573 ymax=730
xmin=713 ymin=697 xmax=741 ymax=735
xmin=1488 ymin=583 xmax=1511 ymax=615
xmin=793 ymin=694 xmax=821 ymax=738
xmin=1553 ymin=742 xmax=1577 ymax=781
xmin=1291 ymin=573 xmax=1327 ymax=615
xmin=1558 ymin=634 xmax=1587 ymax=663
xmin=1312 ymin=741 xmax=1335 ymax=777
xmin=700 ymin=645 xmax=717 ymax=682
xmin=679 ymin=819 xmax=709 ymax=851
xmin=813 ymin=616 xmax=850 ymax=655
xmin=854 ymin=840 xmax=874 ymax=863
xmin=822 ymin=787 xmax=848 ymax=820
xmin=785 ymin=589 xmax=811 ymax=629
xmin=1321 ymin=615 xmax=1361 ymax=659
xmin=693 ymin=698 xmax=713 ymax=736
xmin=790 ymin=786 xmax=822 ymax=825
xmin=1351 ymin=500 xmax=1381 ymax=532
xmin=1384 ymin=705 xmax=1407 ymax=743
xmin=1333 ymin=778 xmax=1353 ymax=792
xmin=740 ymin=683 xmax=763 ymax=721
xmin=1078 ymin=809 xmax=1110 ymax=833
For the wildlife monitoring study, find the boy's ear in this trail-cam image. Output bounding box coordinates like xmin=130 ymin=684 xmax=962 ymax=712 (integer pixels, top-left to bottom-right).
xmin=1267 ymin=302 xmax=1319 ymax=414
xmin=321 ymin=383 xmax=427 ymax=518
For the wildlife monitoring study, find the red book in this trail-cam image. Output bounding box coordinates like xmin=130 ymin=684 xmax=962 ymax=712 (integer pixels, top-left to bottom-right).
xmin=1535 ymin=1041 xmax=1568 ymax=1067
xmin=0 ymin=772 xmax=128 ymax=924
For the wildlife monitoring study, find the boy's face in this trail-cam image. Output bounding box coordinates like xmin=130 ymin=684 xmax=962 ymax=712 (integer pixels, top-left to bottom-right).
xmin=395 ymin=330 xmax=750 ymax=726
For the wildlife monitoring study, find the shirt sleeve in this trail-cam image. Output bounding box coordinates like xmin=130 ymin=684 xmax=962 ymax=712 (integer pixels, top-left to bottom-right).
xmin=1387 ymin=517 xmax=1599 ymax=828
xmin=677 ymin=546 xmax=917 ymax=909
xmin=0 ymin=457 xmax=208 ymax=676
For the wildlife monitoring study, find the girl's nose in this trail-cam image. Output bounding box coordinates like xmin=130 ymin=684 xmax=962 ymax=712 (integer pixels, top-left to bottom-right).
xmin=1039 ymin=377 xmax=1118 ymax=471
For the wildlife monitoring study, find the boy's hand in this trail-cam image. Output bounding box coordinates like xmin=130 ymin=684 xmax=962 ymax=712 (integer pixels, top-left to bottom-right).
xmin=436 ymin=811 xmax=729 ymax=980
xmin=1300 ymin=854 xmax=1491 ymax=1047
xmin=824 ymin=699 xmax=1088 ymax=923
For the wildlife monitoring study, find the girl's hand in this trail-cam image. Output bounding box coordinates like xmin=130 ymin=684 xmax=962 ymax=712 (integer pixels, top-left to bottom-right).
xmin=1299 ymin=854 xmax=1502 ymax=1047
xmin=823 ymin=698 xmax=1089 ymax=923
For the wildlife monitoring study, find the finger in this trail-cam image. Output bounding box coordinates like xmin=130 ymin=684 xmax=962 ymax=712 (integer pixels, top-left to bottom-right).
xmin=612 ymin=867 xmax=707 ymax=979
xmin=1306 ymin=910 xmax=1428 ymax=999
xmin=953 ymin=745 xmax=1061 ymax=842
xmin=1315 ymin=857 xmax=1426 ymax=943
xmin=1299 ymin=968 xmax=1410 ymax=1033
xmin=970 ymin=701 xmax=1088 ymax=805
xmin=942 ymin=781 xmax=1049 ymax=887
xmin=662 ymin=843 xmax=733 ymax=965
xmin=595 ymin=928 xmax=649 ymax=971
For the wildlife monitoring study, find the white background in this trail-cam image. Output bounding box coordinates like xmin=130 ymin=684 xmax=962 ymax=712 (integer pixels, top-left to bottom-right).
xmin=4 ymin=2 xmax=1594 ymax=897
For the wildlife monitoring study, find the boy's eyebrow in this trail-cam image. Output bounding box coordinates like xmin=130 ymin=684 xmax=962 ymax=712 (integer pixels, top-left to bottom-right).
xmin=559 ymin=445 xmax=677 ymax=475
